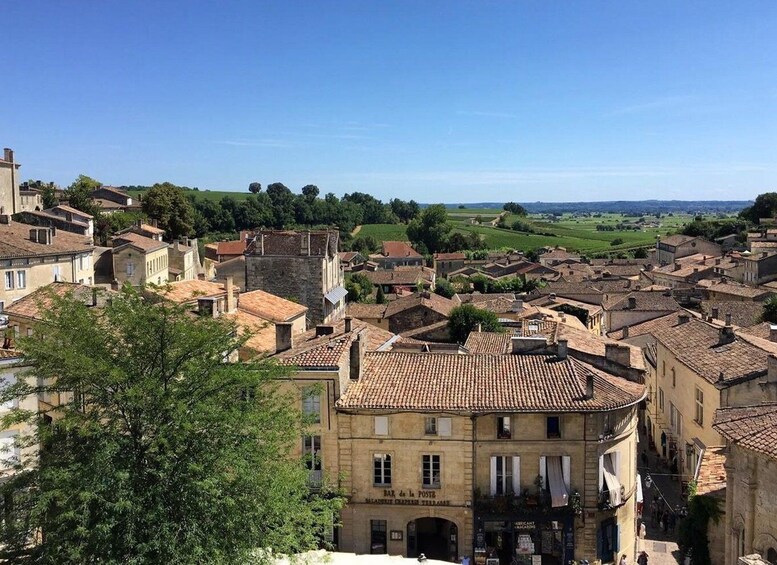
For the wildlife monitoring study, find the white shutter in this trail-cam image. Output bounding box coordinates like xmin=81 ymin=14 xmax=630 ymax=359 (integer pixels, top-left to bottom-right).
xmin=539 ymin=456 xmax=546 ymax=489
xmin=614 ymin=450 xmax=621 ymax=483
xmin=562 ymin=455 xmax=571 ymax=491
xmin=490 ymin=456 xmax=498 ymax=496
xmin=512 ymin=456 xmax=521 ymax=494
xmin=438 ymin=417 xmax=452 ymax=437
xmin=374 ymin=416 xmax=388 ymax=436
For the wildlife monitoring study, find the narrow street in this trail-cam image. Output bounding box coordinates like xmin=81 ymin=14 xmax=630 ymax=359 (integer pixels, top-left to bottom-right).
xmin=636 ymin=439 xmax=685 ymax=565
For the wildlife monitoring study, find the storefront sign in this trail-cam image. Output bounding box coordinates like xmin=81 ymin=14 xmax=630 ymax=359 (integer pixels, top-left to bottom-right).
xmin=365 ymin=488 xmax=452 ymax=506
xmin=514 ymin=521 xmax=536 ymax=530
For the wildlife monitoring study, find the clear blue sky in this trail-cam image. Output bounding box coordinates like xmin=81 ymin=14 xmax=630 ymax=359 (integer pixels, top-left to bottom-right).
xmin=2 ymin=1 xmax=776 ymax=202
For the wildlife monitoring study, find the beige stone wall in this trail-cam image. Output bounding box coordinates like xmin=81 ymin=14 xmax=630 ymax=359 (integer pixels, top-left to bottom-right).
xmin=1 ymin=250 xmax=95 ymax=305
xmin=0 ymin=161 xmax=20 ymax=215
xmin=113 ymin=247 xmax=168 ymax=286
xmin=725 ymin=446 xmax=777 ymax=565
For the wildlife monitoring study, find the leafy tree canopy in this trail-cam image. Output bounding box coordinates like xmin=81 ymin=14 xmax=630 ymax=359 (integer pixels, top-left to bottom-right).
xmin=448 ymin=303 xmax=504 ymax=343
xmin=141 ymin=182 xmax=196 ymax=239
xmin=248 ymin=181 xmax=262 ymax=193
xmin=345 ymin=272 xmax=374 ymax=303
xmin=740 ymin=192 xmax=777 ymax=224
xmin=406 ymin=204 xmax=453 ymax=254
xmin=0 ymin=287 xmax=342 ymax=564
xmin=503 ymin=202 xmax=527 ymax=216
xmin=64 ymin=174 xmax=101 ymax=216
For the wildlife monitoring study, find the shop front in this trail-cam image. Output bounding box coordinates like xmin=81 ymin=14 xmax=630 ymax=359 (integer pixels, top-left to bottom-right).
xmin=473 ymin=512 xmax=575 ymax=565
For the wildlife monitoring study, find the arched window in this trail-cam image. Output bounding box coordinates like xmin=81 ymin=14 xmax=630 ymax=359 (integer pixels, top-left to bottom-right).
xmin=766 ymin=547 xmax=777 ymax=565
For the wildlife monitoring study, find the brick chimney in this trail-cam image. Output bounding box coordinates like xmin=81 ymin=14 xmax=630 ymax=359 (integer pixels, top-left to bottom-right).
xmin=586 ymin=373 xmax=595 ymax=399
xmin=678 ymin=313 xmax=690 ymax=325
xmin=344 ymin=316 xmax=353 ymax=333
xmin=349 ymin=334 xmax=365 ymax=380
xmin=275 ymin=322 xmax=294 ymax=353
xmin=557 ymin=338 xmax=568 ymax=360
xmin=627 ymin=296 xmax=637 ymax=309
xmin=622 ymin=325 xmax=630 ymax=338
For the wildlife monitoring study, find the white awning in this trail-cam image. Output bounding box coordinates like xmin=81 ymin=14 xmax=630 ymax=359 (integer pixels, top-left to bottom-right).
xmin=636 ymin=473 xmax=643 ymax=504
xmin=602 ymin=454 xmax=622 ymax=506
xmin=324 ymin=286 xmax=348 ymax=304
xmin=547 ymin=456 xmax=569 ymax=507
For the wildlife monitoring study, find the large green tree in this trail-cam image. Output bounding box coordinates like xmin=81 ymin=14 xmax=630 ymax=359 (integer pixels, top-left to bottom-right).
xmin=0 ymin=287 xmax=342 ymax=564
xmin=64 ymin=174 xmax=101 ymax=216
xmin=141 ymin=182 xmax=196 ymax=239
xmin=447 ymin=303 xmax=504 ymax=343
xmin=406 ymin=204 xmax=453 ymax=254
xmin=740 ymin=192 xmax=777 ymax=224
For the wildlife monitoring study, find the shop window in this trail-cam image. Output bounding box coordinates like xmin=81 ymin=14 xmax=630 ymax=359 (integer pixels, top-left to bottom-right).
xmin=370 ymin=520 xmax=387 ymax=554
xmin=422 ymin=454 xmax=441 ymax=488
xmin=546 ymin=416 xmax=561 ymax=439
xmin=373 ymin=454 xmax=391 ymax=486
xmin=424 ymin=417 xmax=437 ymax=435
xmin=497 ymin=416 xmax=511 ymax=439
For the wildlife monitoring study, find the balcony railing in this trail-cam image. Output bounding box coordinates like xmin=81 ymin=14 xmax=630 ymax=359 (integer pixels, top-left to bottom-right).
xmin=474 ymin=491 xmax=573 ymax=515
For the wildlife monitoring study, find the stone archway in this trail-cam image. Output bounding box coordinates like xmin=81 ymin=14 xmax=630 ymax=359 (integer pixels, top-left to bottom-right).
xmin=407 ymin=517 xmax=458 ymax=562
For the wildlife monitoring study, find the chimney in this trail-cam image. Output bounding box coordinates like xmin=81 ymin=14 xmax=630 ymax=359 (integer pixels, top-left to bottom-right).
xmin=673 ymin=262 xmax=680 ymax=271
xmin=678 ymin=313 xmax=690 ymax=325
xmin=725 ymin=313 xmax=732 ymax=326
xmin=511 ymin=299 xmax=523 ymax=312
xmin=0 ymin=213 xmax=10 ymax=225
xmin=768 ymin=354 xmax=777 ymax=384
xmin=586 ymin=373 xmax=595 ymax=399
xmin=3 ymin=148 xmax=13 ymax=162
xmin=316 ymin=325 xmax=335 ymax=337
xmin=557 ymin=338 xmax=568 ymax=360
xmin=476 ymin=323 xmax=482 ymax=333
xmin=605 ymin=343 xmax=631 ymax=367
xmin=225 ymin=276 xmax=236 ymax=313
xmin=719 ymin=324 xmax=735 ymax=345
xmin=627 ymin=296 xmax=637 ymax=309
xmin=769 ymin=325 xmax=777 ymax=343
xmin=622 ymin=325 xmax=630 ymax=338
xmin=275 ymin=322 xmax=294 ymax=353
xmin=349 ymin=334 xmax=366 ymax=380
xmin=344 ymin=316 xmax=353 ymax=333
xmin=715 ymin=258 xmax=721 ymax=265
xmin=711 ymin=307 xmax=719 ymax=320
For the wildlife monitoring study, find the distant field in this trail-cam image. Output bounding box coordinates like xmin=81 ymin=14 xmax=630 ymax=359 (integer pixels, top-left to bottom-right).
xmin=127 ymin=189 xmax=253 ymax=203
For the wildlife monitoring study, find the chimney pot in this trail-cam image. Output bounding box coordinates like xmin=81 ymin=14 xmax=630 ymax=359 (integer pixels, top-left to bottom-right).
xmin=711 ymin=307 xmax=719 ymax=320
xmin=344 ymin=316 xmax=353 ymax=333
xmin=627 ymin=296 xmax=637 ymax=309
xmin=557 ymin=338 xmax=568 ymax=360
xmin=678 ymin=314 xmax=690 ymax=324
xmin=622 ymin=325 xmax=630 ymax=338
xmin=586 ymin=373 xmax=595 ymax=399
xmin=725 ymin=313 xmax=732 ymax=326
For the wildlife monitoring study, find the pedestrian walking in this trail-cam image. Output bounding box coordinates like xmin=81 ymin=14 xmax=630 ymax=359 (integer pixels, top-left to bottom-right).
xmin=650 ymin=499 xmax=658 ymax=526
xmin=637 ymin=551 xmax=649 ymax=565
xmin=620 ymin=554 xmax=628 ymax=565
xmin=668 ymin=511 xmax=676 ymax=533
xmin=662 ymin=510 xmax=669 ymax=533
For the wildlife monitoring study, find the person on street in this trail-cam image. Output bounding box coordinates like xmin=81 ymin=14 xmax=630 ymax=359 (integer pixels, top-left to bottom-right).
xmin=620 ymin=554 xmax=628 ymax=565
xmin=637 ymin=551 xmax=649 ymax=565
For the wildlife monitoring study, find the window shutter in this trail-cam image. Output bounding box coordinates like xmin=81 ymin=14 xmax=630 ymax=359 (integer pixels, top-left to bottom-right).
xmin=614 ymin=450 xmax=621 ymax=481
xmin=375 ymin=416 xmax=388 ymax=436
xmin=512 ymin=456 xmax=521 ymax=494
xmin=596 ymin=528 xmax=604 ymax=560
xmin=613 ymin=524 xmax=620 ymax=553
xmin=562 ymin=455 xmax=571 ymax=491
xmin=539 ymin=456 xmax=546 ymax=489
xmin=598 ymin=455 xmax=604 ymax=491
xmin=438 ymin=417 xmax=452 ymax=437
xmin=490 ymin=456 xmax=498 ymax=496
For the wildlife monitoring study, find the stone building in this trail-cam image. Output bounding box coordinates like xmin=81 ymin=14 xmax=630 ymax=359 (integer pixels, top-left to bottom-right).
xmin=167 ymin=237 xmax=200 ymax=281
xmin=270 ymin=318 xmax=646 ymax=564
xmin=0 ymin=148 xmax=21 ymax=215
xmin=656 ymin=235 xmax=722 ymax=266
xmin=369 ymin=241 xmax=424 ymax=269
xmin=111 ymin=232 xmax=169 ymax=286
xmin=713 ymin=404 xmax=777 ymax=565
xmin=245 ymin=230 xmax=346 ymax=325
xmin=0 ymin=217 xmax=94 ymax=307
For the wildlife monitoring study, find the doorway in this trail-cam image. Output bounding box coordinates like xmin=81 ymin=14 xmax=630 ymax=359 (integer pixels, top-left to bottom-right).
xmin=407 ymin=518 xmax=458 ymax=562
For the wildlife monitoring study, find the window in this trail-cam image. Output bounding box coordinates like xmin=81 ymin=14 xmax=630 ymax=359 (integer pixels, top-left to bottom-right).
xmin=0 ymin=376 xmax=17 ymax=410
xmin=659 ymin=388 xmax=665 ymax=412
xmin=370 ymin=520 xmax=387 ymax=554
xmin=4 ymin=272 xmax=13 ymax=290
xmin=438 ymin=417 xmax=452 ymax=437
xmin=669 ymin=403 xmax=676 ymax=428
xmin=547 ymin=416 xmax=561 ymax=439
xmin=497 ymin=416 xmax=511 ymax=439
xmin=0 ymin=434 xmax=19 ymax=469
xmin=53 ymin=265 xmax=61 ymax=282
xmin=424 ymin=417 xmax=437 ymax=435
xmin=302 ymin=435 xmax=322 ymax=485
xmin=373 ymin=454 xmax=391 ymax=486
xmin=126 ymin=262 xmax=135 ymax=276
xmin=662 ymin=360 xmax=666 ymax=377
xmin=16 ymin=271 xmax=26 ymax=290
xmin=422 ymin=454 xmax=441 ymax=488
xmin=671 ymin=368 xmax=676 ymax=388
xmin=695 ymin=388 xmax=704 ymax=425
xmin=302 ymin=388 xmax=321 ymax=423
xmin=374 ymin=416 xmax=388 ymax=436
xmin=490 ymin=455 xmax=520 ymax=496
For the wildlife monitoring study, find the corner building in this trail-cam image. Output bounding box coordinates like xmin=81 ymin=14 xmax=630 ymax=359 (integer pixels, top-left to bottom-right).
xmin=287 ymin=324 xmax=647 ymax=564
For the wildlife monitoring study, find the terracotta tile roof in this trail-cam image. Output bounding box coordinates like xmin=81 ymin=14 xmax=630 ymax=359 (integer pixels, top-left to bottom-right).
xmin=136 ymin=223 xmax=165 ymax=234
xmin=713 ymin=403 xmax=777 ymax=459
xmin=660 ymin=234 xmax=697 ymax=247
xmin=384 ymin=292 xmax=456 ymax=318
xmin=94 ymin=198 xmax=125 ymax=210
xmin=464 ymin=332 xmax=512 ymax=354
xmin=245 ymin=230 xmax=338 ymax=257
xmin=95 ymin=186 xmax=130 ymax=198
xmin=53 ymin=204 xmax=93 ymax=219
xmin=700 ymin=301 xmax=764 ymax=328
xmin=705 ymin=282 xmax=771 ymax=300
xmin=153 ymin=280 xmax=229 ymax=304
xmin=434 ymin=252 xmax=466 ymax=261
xmin=603 ymin=291 xmax=681 ymax=312
xmin=695 ymin=446 xmax=727 ymax=498
xmin=275 ymin=320 xmax=395 ymax=369
xmin=0 ymin=222 xmax=93 ymax=259
xmin=238 ymin=289 xmax=307 ymax=323
xmin=112 ymin=232 xmax=167 ymax=253
xmin=607 ymin=311 xmax=696 ymax=340
xmin=225 ymin=309 xmax=276 ymax=354
xmin=381 ymin=241 xmax=422 ymax=258
xmin=0 ymin=349 xmax=22 ymax=360
xmin=457 ymin=293 xmax=517 ymax=304
xmin=4 ymin=282 xmax=112 ymax=321
xmin=557 ymin=324 xmax=645 ymax=370
xmin=363 ymin=267 xmax=434 ymax=286
xmin=347 ymin=303 xmax=388 ymax=319
xmin=655 ymin=318 xmax=777 ymax=385
xmin=337 ymin=352 xmax=645 ymax=412
xmin=340 ymin=251 xmax=363 ymax=263
xmin=216 ymin=240 xmax=247 ymax=256
xmin=739 ymin=322 xmax=772 ymax=340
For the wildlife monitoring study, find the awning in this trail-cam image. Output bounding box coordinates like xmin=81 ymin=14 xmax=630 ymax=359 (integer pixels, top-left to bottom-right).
xmin=602 ymin=454 xmax=623 ymax=506
xmin=547 ymin=456 xmax=569 ymax=508
xmin=324 ymin=286 xmax=348 ymax=304
xmin=636 ymin=473 xmax=643 ymax=504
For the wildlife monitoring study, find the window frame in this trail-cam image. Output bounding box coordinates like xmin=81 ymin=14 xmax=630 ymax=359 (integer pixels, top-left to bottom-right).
xmin=373 ymin=453 xmax=392 ymax=486
xmin=16 ymin=271 xmax=26 ymax=289
xmin=546 ymin=416 xmax=561 ymax=439
xmin=4 ymin=271 xmax=13 ymax=290
xmin=424 ymin=416 xmax=437 ymax=435
xmin=302 ymin=388 xmax=321 ymax=424
xmin=422 ymin=454 xmax=441 ymax=489
xmin=497 ymin=416 xmax=511 ymax=439
xmin=694 ymin=387 xmax=704 ymax=426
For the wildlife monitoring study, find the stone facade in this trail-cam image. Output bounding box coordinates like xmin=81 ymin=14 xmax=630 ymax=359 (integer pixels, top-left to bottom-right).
xmin=0 ymin=148 xmax=20 ymax=215
xmin=245 ymin=230 xmax=345 ymax=325
xmin=112 ymin=245 xmax=168 ymax=287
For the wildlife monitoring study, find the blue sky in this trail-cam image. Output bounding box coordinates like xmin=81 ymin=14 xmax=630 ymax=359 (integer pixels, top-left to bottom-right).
xmin=2 ymin=1 xmax=776 ymax=202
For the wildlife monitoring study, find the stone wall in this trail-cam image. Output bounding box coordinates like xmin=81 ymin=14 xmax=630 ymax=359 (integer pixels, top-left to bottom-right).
xmin=387 ymin=305 xmax=449 ymax=334
xmin=246 ymin=255 xmax=327 ymax=323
